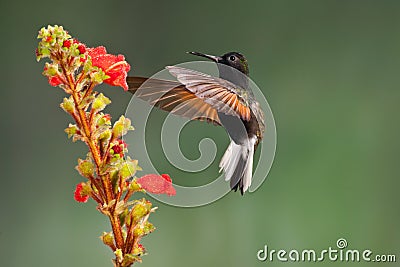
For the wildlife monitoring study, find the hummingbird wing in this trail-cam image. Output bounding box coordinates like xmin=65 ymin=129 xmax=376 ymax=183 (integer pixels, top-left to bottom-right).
xmin=166 ymin=66 xmax=251 ymax=121
xmin=126 ymin=76 xmax=221 ymax=125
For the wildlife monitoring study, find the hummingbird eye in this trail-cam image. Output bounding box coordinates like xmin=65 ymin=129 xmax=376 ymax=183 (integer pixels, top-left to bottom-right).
xmin=229 ymin=55 xmax=236 ymax=61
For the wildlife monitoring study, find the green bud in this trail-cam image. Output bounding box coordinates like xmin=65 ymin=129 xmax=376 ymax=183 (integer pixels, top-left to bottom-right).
xmin=114 ymin=248 xmax=123 ymax=262
xmin=122 ymin=254 xmax=141 ymax=266
xmin=90 ymin=68 xmax=109 ymax=84
xmin=60 ymin=96 xmax=75 ymax=113
xmin=133 ymin=227 xmax=144 ymax=237
xmin=129 ymin=179 xmax=142 ymax=192
xmin=112 ymin=116 xmax=134 ymax=138
xmin=43 ymin=62 xmax=59 ymax=76
xmin=142 ymin=221 xmax=155 ymax=235
xmin=37 ymin=27 xmax=48 ymax=39
xmin=36 ymin=47 xmax=50 ymax=61
xmin=83 ymin=57 xmax=93 ymax=73
xmin=131 ymin=202 xmax=148 ymax=223
xmin=119 ymin=159 xmax=140 ymax=179
xmin=96 ymin=113 xmax=111 ymax=127
xmin=76 ymin=158 xmax=95 ymax=178
xmin=132 ymin=199 xmax=152 ymax=223
xmin=132 ymin=245 xmax=144 ymax=256
xmin=92 ymin=93 xmax=111 ymax=111
xmin=100 ymin=232 xmax=114 ymax=247
xmin=99 ymin=129 xmax=112 ymax=141
xmin=64 ymin=124 xmax=79 ymax=139
xmin=70 ymin=43 xmax=81 ymax=57
xmin=37 ymin=25 xmax=71 ymax=52
xmin=79 ymin=181 xmax=92 ymax=196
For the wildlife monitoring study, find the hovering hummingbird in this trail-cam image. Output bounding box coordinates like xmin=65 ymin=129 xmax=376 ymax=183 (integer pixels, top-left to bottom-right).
xmin=127 ymin=52 xmax=265 ymax=194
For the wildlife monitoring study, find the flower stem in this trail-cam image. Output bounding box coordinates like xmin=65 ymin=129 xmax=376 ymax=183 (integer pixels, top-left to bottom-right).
xmin=64 ymin=66 xmax=125 ymax=254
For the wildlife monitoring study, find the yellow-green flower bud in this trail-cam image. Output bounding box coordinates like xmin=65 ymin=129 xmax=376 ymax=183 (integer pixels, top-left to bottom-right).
xmin=114 ymin=249 xmax=123 ymax=262
xmin=64 ymin=124 xmax=79 ymax=139
xmin=131 ymin=202 xmax=149 ymax=223
xmin=100 ymin=232 xmax=114 ymax=247
xmin=92 ymin=93 xmax=111 ymax=111
xmin=76 ymin=159 xmax=95 ymax=178
xmin=129 ymin=179 xmax=142 ymax=192
xmin=119 ymin=159 xmax=140 ymax=179
xmin=60 ymin=96 xmax=75 ymax=114
xmin=112 ymin=116 xmax=134 ymax=138
xmin=122 ymin=254 xmax=140 ymax=266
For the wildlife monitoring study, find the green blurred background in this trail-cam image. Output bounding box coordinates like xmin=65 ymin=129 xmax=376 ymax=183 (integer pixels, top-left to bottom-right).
xmin=1 ymin=0 xmax=399 ymax=266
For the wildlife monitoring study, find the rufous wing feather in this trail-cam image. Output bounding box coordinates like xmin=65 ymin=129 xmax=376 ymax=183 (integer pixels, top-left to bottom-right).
xmin=166 ymin=66 xmax=251 ymax=121
xmin=126 ymin=76 xmax=221 ymax=125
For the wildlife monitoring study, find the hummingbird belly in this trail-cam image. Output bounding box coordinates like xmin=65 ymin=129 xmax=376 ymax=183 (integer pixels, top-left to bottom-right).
xmin=217 ymin=112 xmax=250 ymax=145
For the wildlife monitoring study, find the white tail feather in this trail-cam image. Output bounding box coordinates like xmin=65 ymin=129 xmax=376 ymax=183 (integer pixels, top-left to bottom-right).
xmin=219 ymin=136 xmax=257 ymax=193
xmin=243 ymin=143 xmax=254 ymax=192
xmin=219 ymin=141 xmax=242 ymax=181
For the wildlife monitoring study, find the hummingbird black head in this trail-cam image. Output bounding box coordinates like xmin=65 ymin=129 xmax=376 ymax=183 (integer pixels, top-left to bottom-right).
xmin=188 ymin=51 xmax=250 ymax=89
xmin=219 ymin=52 xmax=249 ymax=76
xmin=188 ymin=51 xmax=249 ymax=76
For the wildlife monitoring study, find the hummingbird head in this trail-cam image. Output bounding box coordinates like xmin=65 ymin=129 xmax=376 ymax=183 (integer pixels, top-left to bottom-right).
xmin=188 ymin=51 xmax=249 ymax=76
xmin=219 ymin=52 xmax=249 ymax=76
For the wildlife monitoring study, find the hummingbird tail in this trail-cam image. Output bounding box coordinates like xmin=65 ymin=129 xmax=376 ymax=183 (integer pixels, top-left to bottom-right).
xmin=219 ymin=137 xmax=256 ymax=195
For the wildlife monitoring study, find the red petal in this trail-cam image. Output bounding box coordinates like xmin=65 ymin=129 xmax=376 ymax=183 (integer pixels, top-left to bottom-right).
xmin=63 ymin=40 xmax=72 ymax=48
xmin=137 ymin=174 xmax=176 ymax=196
xmin=161 ymin=174 xmax=172 ymax=182
xmin=78 ymin=44 xmax=86 ymax=54
xmin=87 ymin=46 xmax=131 ymax=91
xmin=48 ymin=76 xmax=63 ymax=86
xmin=74 ymin=183 xmax=89 ymax=203
xmin=87 ymin=46 xmax=107 ymax=57
xmin=112 ymin=144 xmax=123 ymax=154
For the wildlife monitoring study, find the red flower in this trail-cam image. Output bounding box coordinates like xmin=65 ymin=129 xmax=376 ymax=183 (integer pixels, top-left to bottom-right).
xmin=48 ymin=76 xmax=63 ymax=86
xmin=77 ymin=43 xmax=86 ymax=54
xmin=118 ymin=139 xmax=128 ymax=148
xmin=161 ymin=174 xmax=171 ymax=182
xmin=74 ymin=183 xmax=89 ymax=203
xmin=111 ymin=139 xmax=127 ymax=157
xmin=63 ymin=39 xmax=72 ymax=48
xmin=112 ymin=144 xmax=123 ymax=155
xmin=87 ymin=46 xmax=131 ymax=91
xmin=136 ymin=174 xmax=176 ymax=196
xmin=43 ymin=66 xmax=63 ymax=86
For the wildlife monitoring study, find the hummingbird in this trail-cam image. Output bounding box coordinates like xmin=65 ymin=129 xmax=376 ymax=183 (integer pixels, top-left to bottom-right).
xmin=127 ymin=52 xmax=265 ymax=194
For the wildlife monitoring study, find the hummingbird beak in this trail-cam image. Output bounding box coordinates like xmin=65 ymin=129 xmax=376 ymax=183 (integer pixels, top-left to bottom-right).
xmin=187 ymin=51 xmax=222 ymax=63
